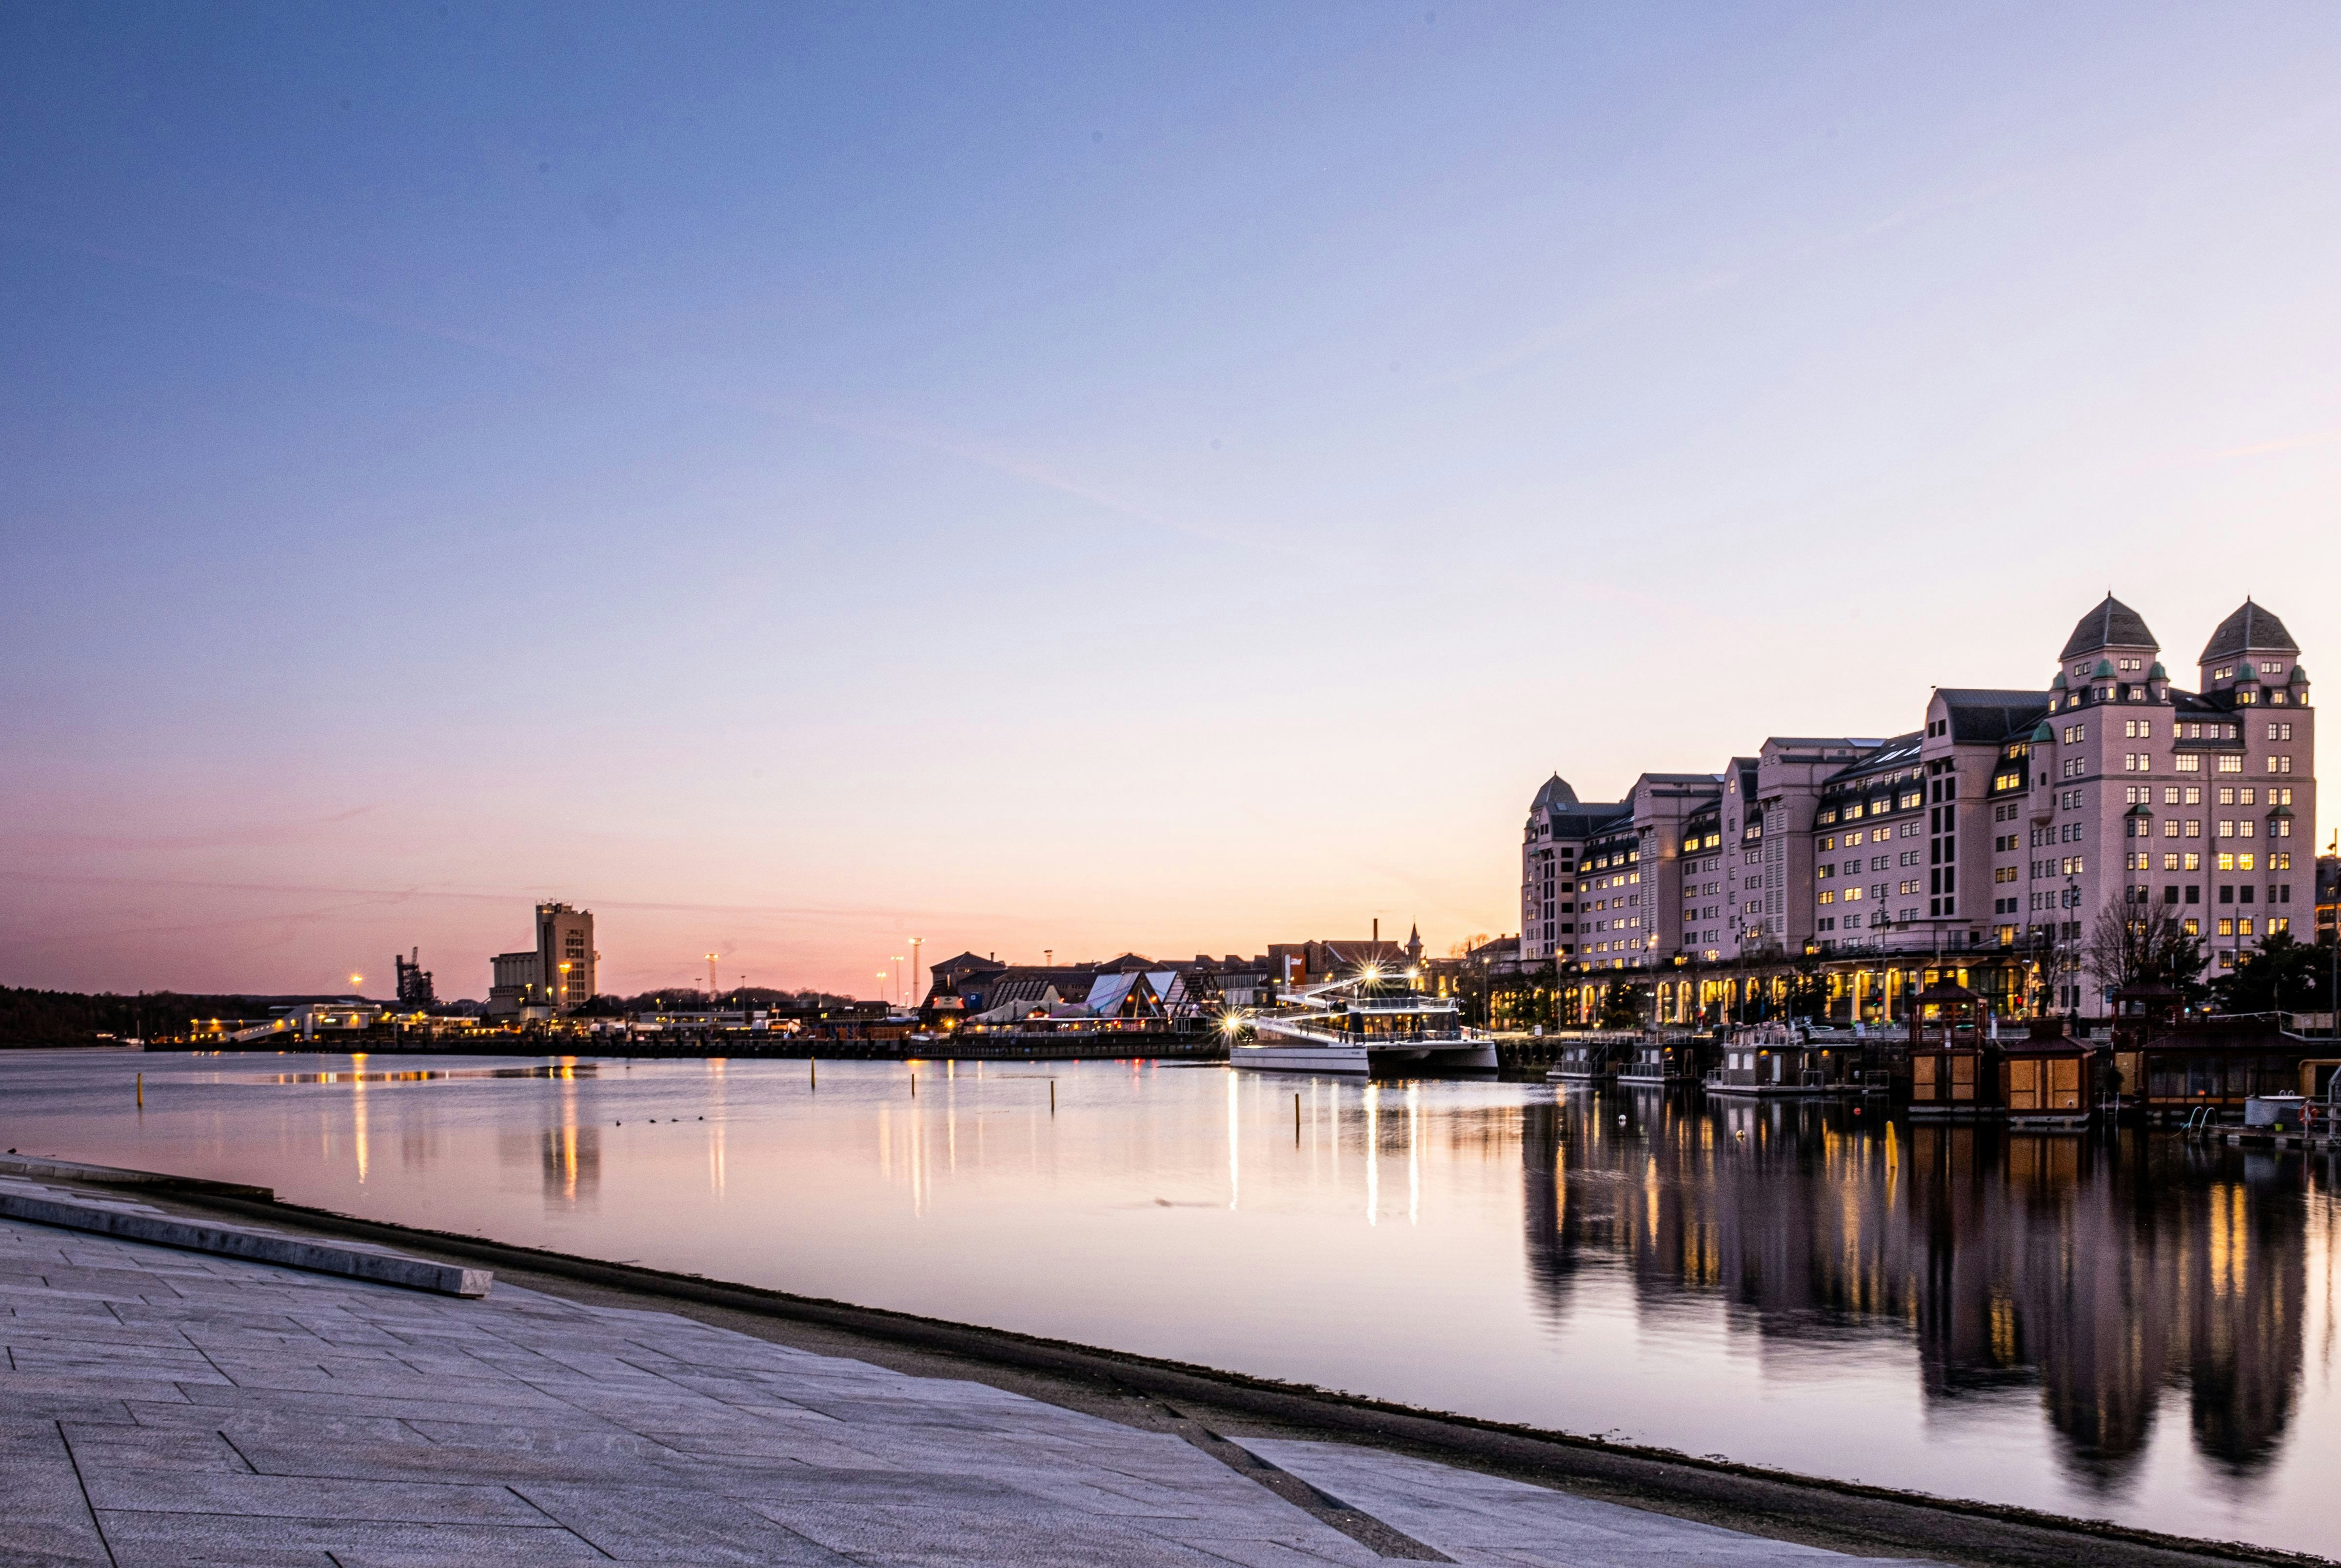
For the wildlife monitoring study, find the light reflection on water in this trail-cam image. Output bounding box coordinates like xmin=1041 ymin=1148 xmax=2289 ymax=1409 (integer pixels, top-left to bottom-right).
xmin=1 ymin=1048 xmax=2336 ymax=1555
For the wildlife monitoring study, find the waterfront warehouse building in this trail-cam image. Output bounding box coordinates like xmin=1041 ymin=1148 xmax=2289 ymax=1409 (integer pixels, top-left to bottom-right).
xmin=1520 ymin=597 xmax=2316 ymax=1024
xmin=486 ymin=902 xmax=598 ymax=1017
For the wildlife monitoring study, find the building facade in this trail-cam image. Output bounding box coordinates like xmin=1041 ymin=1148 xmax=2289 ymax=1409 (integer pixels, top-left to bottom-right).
xmin=1519 ymin=597 xmax=2317 ymax=1022
xmin=486 ymin=902 xmax=598 ymax=1017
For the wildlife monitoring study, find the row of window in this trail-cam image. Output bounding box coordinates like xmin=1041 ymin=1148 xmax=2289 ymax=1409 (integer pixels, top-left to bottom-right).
xmin=2076 ymin=718 xmax=2258 ymax=742
xmin=2125 ymin=784 xmax=2295 ymax=806
xmin=1815 ymin=823 xmax=1922 ymax=851
xmin=1813 ymin=910 xmax=1917 ymax=931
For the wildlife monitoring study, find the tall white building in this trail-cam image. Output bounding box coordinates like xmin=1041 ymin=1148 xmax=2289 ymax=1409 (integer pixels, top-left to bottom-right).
xmin=1518 ymin=596 xmax=2316 ymax=1020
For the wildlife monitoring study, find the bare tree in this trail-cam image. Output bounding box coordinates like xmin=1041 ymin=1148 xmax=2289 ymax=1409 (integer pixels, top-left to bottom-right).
xmin=2083 ymin=899 xmax=2200 ymax=995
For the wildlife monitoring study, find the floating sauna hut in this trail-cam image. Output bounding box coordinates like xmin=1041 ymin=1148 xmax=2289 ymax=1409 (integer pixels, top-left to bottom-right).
xmin=1615 ymin=1033 xmax=1697 ymax=1087
xmin=2104 ymin=979 xmax=2324 ymax=1121
xmin=1706 ymin=1022 xmax=1864 ymax=1096
xmin=1545 ymin=1032 xmax=1633 ymax=1083
xmin=1998 ymin=1028 xmax=2095 ymax=1128
xmin=1906 ymin=979 xmax=1995 ymax=1117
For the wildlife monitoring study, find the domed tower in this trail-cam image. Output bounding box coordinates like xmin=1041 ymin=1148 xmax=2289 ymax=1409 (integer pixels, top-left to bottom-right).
xmin=2056 ymin=594 xmax=2161 ymax=706
xmin=1529 ymin=773 xmax=1580 ymax=816
xmin=2198 ymin=598 xmax=2300 ymax=700
xmin=1522 ymin=773 xmax=1582 ymax=965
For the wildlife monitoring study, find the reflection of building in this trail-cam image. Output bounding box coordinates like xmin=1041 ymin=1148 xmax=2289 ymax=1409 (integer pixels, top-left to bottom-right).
xmin=1519 ymin=1097 xmax=2308 ymax=1491
xmin=486 ymin=902 xmax=597 ymax=1018
xmin=539 ymin=1123 xmax=600 ymax=1206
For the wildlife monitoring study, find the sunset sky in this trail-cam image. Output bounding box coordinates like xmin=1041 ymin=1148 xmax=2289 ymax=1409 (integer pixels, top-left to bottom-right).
xmin=6 ymin=3 xmax=2340 ymax=1001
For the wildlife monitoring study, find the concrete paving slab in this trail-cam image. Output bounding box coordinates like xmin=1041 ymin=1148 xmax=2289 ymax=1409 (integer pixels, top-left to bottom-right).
xmin=92 ymin=1510 xmax=605 ymax=1567
xmin=61 ymin=1421 xmax=256 ymax=1473
xmin=513 ymin=1481 xmax=859 ymax=1563
xmin=1236 ymin=1440 xmax=1942 ymax=1568
xmin=80 ymin=1467 xmax=554 ymax=1524
xmin=0 ymin=1418 xmax=115 ymax=1568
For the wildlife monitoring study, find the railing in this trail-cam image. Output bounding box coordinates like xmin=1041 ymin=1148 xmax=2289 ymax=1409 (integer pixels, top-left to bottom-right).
xmin=1251 ymin=1018 xmax=1473 ymax=1047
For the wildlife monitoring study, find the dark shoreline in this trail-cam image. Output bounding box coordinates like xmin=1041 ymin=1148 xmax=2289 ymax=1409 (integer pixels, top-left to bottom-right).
xmin=95 ymin=1180 xmax=2326 ymax=1568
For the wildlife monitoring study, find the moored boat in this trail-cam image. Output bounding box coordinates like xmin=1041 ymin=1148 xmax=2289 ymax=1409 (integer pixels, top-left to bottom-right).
xmin=1226 ymin=968 xmax=1496 ymax=1076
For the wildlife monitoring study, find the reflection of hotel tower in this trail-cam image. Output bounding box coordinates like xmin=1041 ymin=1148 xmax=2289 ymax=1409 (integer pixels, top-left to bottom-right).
xmin=1520 ymin=1102 xmax=2304 ymax=1484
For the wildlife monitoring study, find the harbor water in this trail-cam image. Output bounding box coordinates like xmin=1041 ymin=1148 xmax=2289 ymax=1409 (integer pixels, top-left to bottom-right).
xmin=1 ymin=1048 xmax=2335 ymax=1556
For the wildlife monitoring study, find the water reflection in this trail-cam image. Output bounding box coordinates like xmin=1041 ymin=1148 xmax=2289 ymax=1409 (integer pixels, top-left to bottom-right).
xmin=1526 ymin=1093 xmax=2314 ymax=1490
xmin=262 ymin=1063 xmax=595 ymax=1084
xmin=5 ymin=1052 xmax=2333 ymax=1552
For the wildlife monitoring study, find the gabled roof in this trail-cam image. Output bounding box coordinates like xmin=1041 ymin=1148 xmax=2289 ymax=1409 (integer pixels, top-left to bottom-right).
xmin=2200 ymin=599 xmax=2298 ymax=662
xmin=929 ymin=951 xmax=1001 ymax=973
xmin=2059 ymin=594 xmax=2158 ymax=660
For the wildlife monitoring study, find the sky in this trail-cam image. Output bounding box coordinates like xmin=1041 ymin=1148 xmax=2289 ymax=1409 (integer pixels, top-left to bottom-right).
xmin=5 ymin=2 xmax=2341 ymax=1003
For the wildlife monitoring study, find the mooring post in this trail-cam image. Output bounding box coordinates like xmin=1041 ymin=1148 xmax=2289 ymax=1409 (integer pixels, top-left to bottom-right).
xmin=810 ymin=1058 xmax=816 ymax=1089
xmin=1295 ymin=1092 xmax=1301 ymax=1141
xmin=136 ymin=1072 xmax=143 ymax=1109
xmin=1049 ymin=1080 xmax=1055 ymax=1114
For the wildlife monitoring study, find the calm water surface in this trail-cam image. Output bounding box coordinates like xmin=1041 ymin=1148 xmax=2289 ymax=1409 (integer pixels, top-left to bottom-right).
xmin=2 ymin=1049 xmax=2336 ymax=1556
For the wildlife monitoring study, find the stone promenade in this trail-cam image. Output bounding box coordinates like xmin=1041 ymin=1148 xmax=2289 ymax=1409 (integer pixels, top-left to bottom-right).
xmin=0 ymin=1198 xmax=1936 ymax=1567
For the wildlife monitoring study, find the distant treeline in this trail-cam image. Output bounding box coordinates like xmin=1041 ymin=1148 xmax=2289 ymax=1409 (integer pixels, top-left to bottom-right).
xmin=0 ymin=986 xmax=344 ymax=1047
xmin=0 ymin=983 xmax=874 ymax=1047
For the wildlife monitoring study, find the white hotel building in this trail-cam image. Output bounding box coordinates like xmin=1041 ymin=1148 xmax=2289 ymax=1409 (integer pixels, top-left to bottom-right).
xmin=1518 ymin=597 xmax=2315 ymax=1021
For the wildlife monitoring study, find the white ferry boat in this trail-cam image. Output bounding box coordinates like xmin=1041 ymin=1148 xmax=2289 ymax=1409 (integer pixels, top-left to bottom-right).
xmin=1225 ymin=970 xmax=1497 ymax=1076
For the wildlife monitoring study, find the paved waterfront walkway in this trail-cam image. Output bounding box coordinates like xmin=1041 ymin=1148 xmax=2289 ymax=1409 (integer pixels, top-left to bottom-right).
xmin=0 ymin=1194 xmax=1935 ymax=1567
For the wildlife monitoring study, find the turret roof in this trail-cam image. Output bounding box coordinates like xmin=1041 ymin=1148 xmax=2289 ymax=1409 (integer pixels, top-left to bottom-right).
xmin=2200 ymin=599 xmax=2299 ymax=662
xmin=1529 ymin=773 xmax=1579 ymax=814
xmin=2059 ymin=594 xmax=2158 ymax=660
